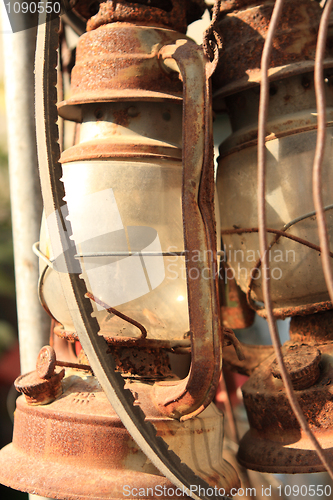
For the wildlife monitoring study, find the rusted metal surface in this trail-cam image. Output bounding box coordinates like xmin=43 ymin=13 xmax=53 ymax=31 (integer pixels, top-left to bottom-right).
xmin=58 ymin=25 xmax=189 ymax=122
xmin=255 ymin=299 xmax=333 ymax=320
xmin=223 ymin=343 xmax=273 ymax=377
xmin=212 ymin=0 xmax=333 ymax=108
xmin=87 ymin=292 xmax=148 ymax=340
xmin=271 ymin=345 xmax=321 ymax=391
xmin=15 ymin=346 xmax=65 ymax=405
xmin=202 ymin=0 xmax=223 ymax=68
xmin=36 ymin=345 xmax=56 ymax=379
xmin=14 ymin=369 xmax=64 ymax=405
xmin=221 ymin=121 xmax=333 ymax=157
xmin=71 ymin=0 xmax=205 ymax=33
xmin=55 ymin=323 xmax=173 ymax=380
xmin=56 ymin=359 xmax=93 ymax=372
xmin=220 ymin=265 xmax=255 ymax=329
xmin=55 ymin=326 xmax=173 ymax=380
xmin=219 ymin=71 xmax=333 ymax=156
xmin=53 ymin=321 xmax=191 ymax=349
xmin=222 ymin=327 xmax=245 ymax=361
xmin=0 ymin=373 xmax=240 ymax=499
xmin=110 ymin=346 xmax=173 ymax=379
xmin=221 ymin=299 xmax=255 ymax=329
xmin=60 ymin=141 xmax=182 ymax=162
xmin=238 ymin=428 xmax=333 ymax=474
xmin=87 ymin=0 xmax=187 ymax=32
xmin=153 ymin=41 xmax=222 ymax=421
xmin=238 ymin=340 xmax=333 ymax=472
xmin=290 ymin=310 xmax=333 ymax=343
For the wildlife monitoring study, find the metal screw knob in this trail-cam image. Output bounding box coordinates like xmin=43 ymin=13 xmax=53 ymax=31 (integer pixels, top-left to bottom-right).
xmin=36 ymin=345 xmax=57 ymax=379
xmin=271 ymin=344 xmax=321 ymax=390
xmin=15 ymin=346 xmax=65 ymax=405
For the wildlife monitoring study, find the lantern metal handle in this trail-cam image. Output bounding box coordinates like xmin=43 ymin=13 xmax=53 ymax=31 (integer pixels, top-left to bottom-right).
xmin=153 ymin=40 xmax=222 ymax=421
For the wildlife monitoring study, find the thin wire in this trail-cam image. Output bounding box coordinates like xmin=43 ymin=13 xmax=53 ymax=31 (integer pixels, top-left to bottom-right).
xmin=222 ymin=205 xmax=333 ymax=305
xmin=283 ymin=204 xmax=333 ymax=230
xmin=56 ymin=360 xmax=92 ymax=372
xmin=34 ymin=241 xmax=226 ymax=260
xmin=32 ymin=241 xmax=54 ymax=269
xmin=313 ymin=0 xmax=333 ymax=303
xmin=203 ymin=0 xmax=223 ymax=73
xmin=258 ymin=0 xmax=333 ymax=480
xmin=75 ymin=251 xmax=225 ymax=257
xmin=85 ymin=292 xmax=147 ymax=339
xmin=76 ymin=251 xmax=185 ymax=257
xmin=221 ymin=203 xmax=333 ymax=238
xmin=221 ymin=226 xmax=333 ymax=257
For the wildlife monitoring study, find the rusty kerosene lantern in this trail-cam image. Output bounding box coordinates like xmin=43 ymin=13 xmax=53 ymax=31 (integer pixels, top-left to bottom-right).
xmin=0 ymin=1 xmax=240 ymax=499
xmin=214 ymin=0 xmax=333 ymax=474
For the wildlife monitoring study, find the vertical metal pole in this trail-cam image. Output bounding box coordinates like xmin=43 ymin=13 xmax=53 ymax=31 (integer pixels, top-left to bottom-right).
xmin=2 ymin=9 xmax=50 ymax=371
xmin=1 ymin=8 xmax=51 ymax=500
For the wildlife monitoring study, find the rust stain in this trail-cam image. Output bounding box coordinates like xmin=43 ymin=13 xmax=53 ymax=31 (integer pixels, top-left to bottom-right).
xmin=238 ymin=335 xmax=333 ymax=473
xmin=15 ymin=369 xmax=65 ymax=406
xmin=58 ymin=25 xmax=188 ymax=121
xmin=112 ymin=108 xmax=130 ymax=127
xmin=73 ymin=0 xmax=206 ymax=34
xmin=212 ymin=0 xmax=333 ymax=100
xmin=0 ymin=374 xmax=240 ymax=498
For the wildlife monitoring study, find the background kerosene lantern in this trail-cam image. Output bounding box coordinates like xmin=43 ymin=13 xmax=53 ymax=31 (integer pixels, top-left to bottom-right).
xmin=213 ymin=0 xmax=333 ymax=475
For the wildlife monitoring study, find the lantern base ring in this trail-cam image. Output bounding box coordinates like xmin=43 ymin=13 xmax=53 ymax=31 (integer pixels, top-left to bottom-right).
xmin=0 ymin=370 xmax=240 ymax=499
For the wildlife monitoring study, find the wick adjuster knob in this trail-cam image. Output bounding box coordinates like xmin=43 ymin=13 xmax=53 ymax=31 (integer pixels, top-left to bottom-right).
xmin=271 ymin=344 xmax=321 ymax=391
xmin=15 ymin=346 xmax=65 ymax=405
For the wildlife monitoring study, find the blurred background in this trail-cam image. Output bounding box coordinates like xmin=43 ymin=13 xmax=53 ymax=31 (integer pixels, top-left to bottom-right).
xmin=0 ymin=14 xmax=24 ymax=498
